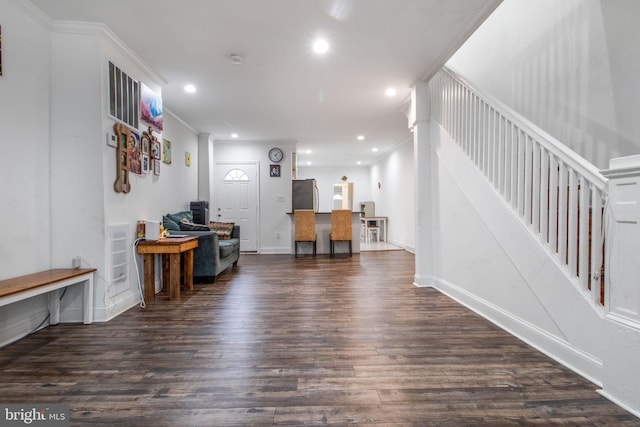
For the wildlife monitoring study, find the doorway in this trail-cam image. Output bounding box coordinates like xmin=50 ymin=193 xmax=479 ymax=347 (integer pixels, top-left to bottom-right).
xmin=214 ymin=162 xmax=259 ymax=252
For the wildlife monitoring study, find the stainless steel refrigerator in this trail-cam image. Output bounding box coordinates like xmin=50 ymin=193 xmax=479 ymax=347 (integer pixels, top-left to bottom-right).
xmin=292 ymin=179 xmax=318 ymax=212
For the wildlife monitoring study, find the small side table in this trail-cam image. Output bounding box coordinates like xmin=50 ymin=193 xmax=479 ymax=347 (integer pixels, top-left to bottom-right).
xmin=137 ymin=236 xmax=198 ymax=301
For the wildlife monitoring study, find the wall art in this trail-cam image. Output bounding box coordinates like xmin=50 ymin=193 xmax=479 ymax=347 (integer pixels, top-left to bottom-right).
xmin=270 ymin=164 xmax=281 ymax=177
xmin=128 ymin=130 xmax=142 ymax=175
xmin=142 ymin=154 xmax=150 ymax=174
xmin=154 ymin=159 xmax=161 ymax=176
xmin=140 ymin=82 xmax=163 ymax=130
xmin=162 ymin=138 xmax=172 ymax=164
xmin=113 ymin=123 xmax=131 ymax=193
xmin=185 ymin=151 xmax=191 ymax=167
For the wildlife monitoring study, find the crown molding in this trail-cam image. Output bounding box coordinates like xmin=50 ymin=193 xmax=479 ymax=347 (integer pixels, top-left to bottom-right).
xmin=11 ymin=0 xmax=53 ymax=30
xmin=50 ymin=21 xmax=167 ymax=86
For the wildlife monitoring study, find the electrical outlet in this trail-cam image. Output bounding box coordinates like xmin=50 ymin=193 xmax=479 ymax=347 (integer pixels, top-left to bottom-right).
xmin=72 ymin=256 xmax=81 ymax=269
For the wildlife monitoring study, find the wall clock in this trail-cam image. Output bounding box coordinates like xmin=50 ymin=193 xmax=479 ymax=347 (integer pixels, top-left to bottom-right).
xmin=268 ymin=147 xmax=284 ymax=163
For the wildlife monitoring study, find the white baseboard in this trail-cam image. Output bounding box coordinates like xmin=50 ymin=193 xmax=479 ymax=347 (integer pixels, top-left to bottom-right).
xmin=94 ymin=291 xmax=141 ymax=322
xmin=425 ymin=275 xmax=603 ymax=386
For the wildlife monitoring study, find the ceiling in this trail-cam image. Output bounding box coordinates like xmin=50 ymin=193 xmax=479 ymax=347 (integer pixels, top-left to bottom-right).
xmin=30 ymin=0 xmax=501 ymax=167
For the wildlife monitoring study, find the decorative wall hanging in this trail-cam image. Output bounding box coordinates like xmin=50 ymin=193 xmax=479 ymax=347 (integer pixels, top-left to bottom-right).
xmin=140 ymin=82 xmax=163 ymax=130
xmin=128 ymin=130 xmax=142 ymax=175
xmin=162 ymin=139 xmax=172 ymax=164
xmin=185 ymin=152 xmax=191 ymax=167
xmin=113 ymin=123 xmax=131 ymax=193
xmin=154 ymin=159 xmax=161 ymax=176
xmin=270 ymin=164 xmax=281 ymax=177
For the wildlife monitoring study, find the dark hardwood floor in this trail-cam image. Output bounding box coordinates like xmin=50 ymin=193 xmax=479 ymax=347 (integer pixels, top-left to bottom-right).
xmin=1 ymin=251 xmax=638 ymax=426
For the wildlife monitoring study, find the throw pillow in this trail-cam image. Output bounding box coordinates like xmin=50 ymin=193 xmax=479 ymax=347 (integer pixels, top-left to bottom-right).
xmin=167 ymin=210 xmax=193 ymax=225
xmin=209 ymin=221 xmax=234 ymax=240
xmin=162 ymin=215 xmax=180 ymax=231
xmin=178 ymin=218 xmax=210 ymax=231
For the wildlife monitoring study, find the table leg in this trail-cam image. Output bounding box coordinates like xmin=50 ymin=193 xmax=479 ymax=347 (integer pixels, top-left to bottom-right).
xmin=143 ymin=254 xmax=156 ymax=301
xmin=184 ymin=249 xmax=194 ymax=291
xmin=47 ymin=289 xmax=61 ymax=325
xmin=168 ymin=253 xmax=181 ymax=301
xmin=162 ymin=254 xmax=170 ymax=293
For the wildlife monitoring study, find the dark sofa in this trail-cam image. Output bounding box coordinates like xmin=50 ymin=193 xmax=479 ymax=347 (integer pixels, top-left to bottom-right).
xmin=163 ymin=211 xmax=240 ymax=282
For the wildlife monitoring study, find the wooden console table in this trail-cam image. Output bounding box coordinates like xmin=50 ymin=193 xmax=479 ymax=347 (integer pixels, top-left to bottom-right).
xmin=137 ymin=236 xmax=198 ymax=301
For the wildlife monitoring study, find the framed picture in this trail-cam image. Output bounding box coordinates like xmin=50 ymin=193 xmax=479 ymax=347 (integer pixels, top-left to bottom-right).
xmin=270 ymin=164 xmax=281 ymax=177
xmin=151 ymin=140 xmax=161 ymax=160
xmin=142 ymin=154 xmax=150 ymax=174
xmin=128 ymin=130 xmax=142 ymax=175
xmin=140 ymin=82 xmax=163 ymax=130
xmin=162 ymin=139 xmax=172 ymax=164
xmin=141 ymin=133 xmax=150 ymax=154
xmin=185 ymin=151 xmax=191 ymax=167
xmin=154 ymin=159 xmax=161 ymax=176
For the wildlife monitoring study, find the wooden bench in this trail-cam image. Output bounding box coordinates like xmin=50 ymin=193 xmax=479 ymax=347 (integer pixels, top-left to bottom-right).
xmin=0 ymin=268 xmax=96 ymax=324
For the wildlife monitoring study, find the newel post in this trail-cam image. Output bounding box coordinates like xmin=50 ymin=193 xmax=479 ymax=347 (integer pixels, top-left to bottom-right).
xmin=601 ymin=155 xmax=640 ymax=325
xmin=599 ymin=154 xmax=640 ymax=415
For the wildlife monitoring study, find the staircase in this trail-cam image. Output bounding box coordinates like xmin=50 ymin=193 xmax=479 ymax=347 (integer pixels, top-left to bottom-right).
xmin=429 ymin=66 xmax=607 ymax=311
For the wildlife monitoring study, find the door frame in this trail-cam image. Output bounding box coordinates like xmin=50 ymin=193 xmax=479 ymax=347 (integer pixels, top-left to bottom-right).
xmin=214 ymin=161 xmax=260 ymax=252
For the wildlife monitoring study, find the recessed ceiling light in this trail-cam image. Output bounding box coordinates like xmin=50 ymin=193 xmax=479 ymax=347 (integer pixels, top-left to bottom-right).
xmin=184 ymin=84 xmax=197 ymax=93
xmin=372 ymin=147 xmax=379 ymax=152
xmin=231 ymin=133 xmax=239 ymax=139
xmin=306 ymin=149 xmax=312 ymax=154
xmin=357 ymin=161 xmax=362 ymax=165
xmin=385 ymin=87 xmax=397 ymax=97
xmin=307 ymin=161 xmax=312 ymax=166
xmin=357 ymin=135 xmax=365 ymax=141
xmin=312 ymin=39 xmax=329 ymax=54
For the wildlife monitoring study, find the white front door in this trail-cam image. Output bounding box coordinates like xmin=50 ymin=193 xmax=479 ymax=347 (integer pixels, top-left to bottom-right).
xmin=214 ymin=162 xmax=259 ymax=252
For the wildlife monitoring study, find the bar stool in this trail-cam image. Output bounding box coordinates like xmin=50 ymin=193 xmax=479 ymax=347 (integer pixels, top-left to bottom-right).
xmin=330 ymin=209 xmax=352 ymax=257
xmin=294 ymin=209 xmax=316 ymax=257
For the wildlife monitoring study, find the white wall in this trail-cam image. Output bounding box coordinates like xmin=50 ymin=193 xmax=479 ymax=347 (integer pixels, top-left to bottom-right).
xmin=447 ymin=0 xmax=640 ymax=169
xmin=0 ymin=0 xmax=51 ymax=278
xmin=0 ymin=0 xmax=53 ymax=345
xmin=369 ymin=139 xmax=415 ymax=251
xmin=297 ymin=166 xmax=371 ymax=213
xmin=214 ymin=141 xmax=296 ymax=253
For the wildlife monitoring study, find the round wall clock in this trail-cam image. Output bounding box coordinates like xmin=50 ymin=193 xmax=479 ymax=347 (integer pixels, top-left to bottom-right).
xmin=268 ymin=147 xmax=284 ymax=163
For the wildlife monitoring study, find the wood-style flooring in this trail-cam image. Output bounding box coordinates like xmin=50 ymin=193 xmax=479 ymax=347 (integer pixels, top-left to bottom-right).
xmin=1 ymin=251 xmax=638 ymax=426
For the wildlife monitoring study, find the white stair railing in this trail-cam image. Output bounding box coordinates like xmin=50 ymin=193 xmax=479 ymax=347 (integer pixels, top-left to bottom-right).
xmin=429 ymin=67 xmax=607 ymax=308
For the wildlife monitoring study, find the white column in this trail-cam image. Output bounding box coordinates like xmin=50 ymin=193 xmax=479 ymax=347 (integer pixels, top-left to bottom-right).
xmin=411 ymin=83 xmax=437 ymax=287
xmin=197 ymin=133 xmax=214 ymax=203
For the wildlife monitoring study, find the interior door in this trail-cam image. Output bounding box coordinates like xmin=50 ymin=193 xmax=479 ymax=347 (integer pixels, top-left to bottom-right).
xmin=214 ymin=163 xmax=259 ymax=252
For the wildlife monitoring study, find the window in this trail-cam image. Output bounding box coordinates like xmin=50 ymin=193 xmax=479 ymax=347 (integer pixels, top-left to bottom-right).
xmin=224 ymin=168 xmax=249 ymax=181
xmin=109 ymin=61 xmax=139 ymax=129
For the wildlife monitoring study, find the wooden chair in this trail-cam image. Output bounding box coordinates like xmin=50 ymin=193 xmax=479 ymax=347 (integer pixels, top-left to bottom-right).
xmin=330 ymin=209 xmax=352 ymax=257
xmin=294 ymin=209 xmax=317 ymax=257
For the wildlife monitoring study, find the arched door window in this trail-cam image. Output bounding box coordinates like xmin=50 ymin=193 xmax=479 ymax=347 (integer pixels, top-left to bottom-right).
xmin=224 ymin=168 xmax=249 ymax=181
